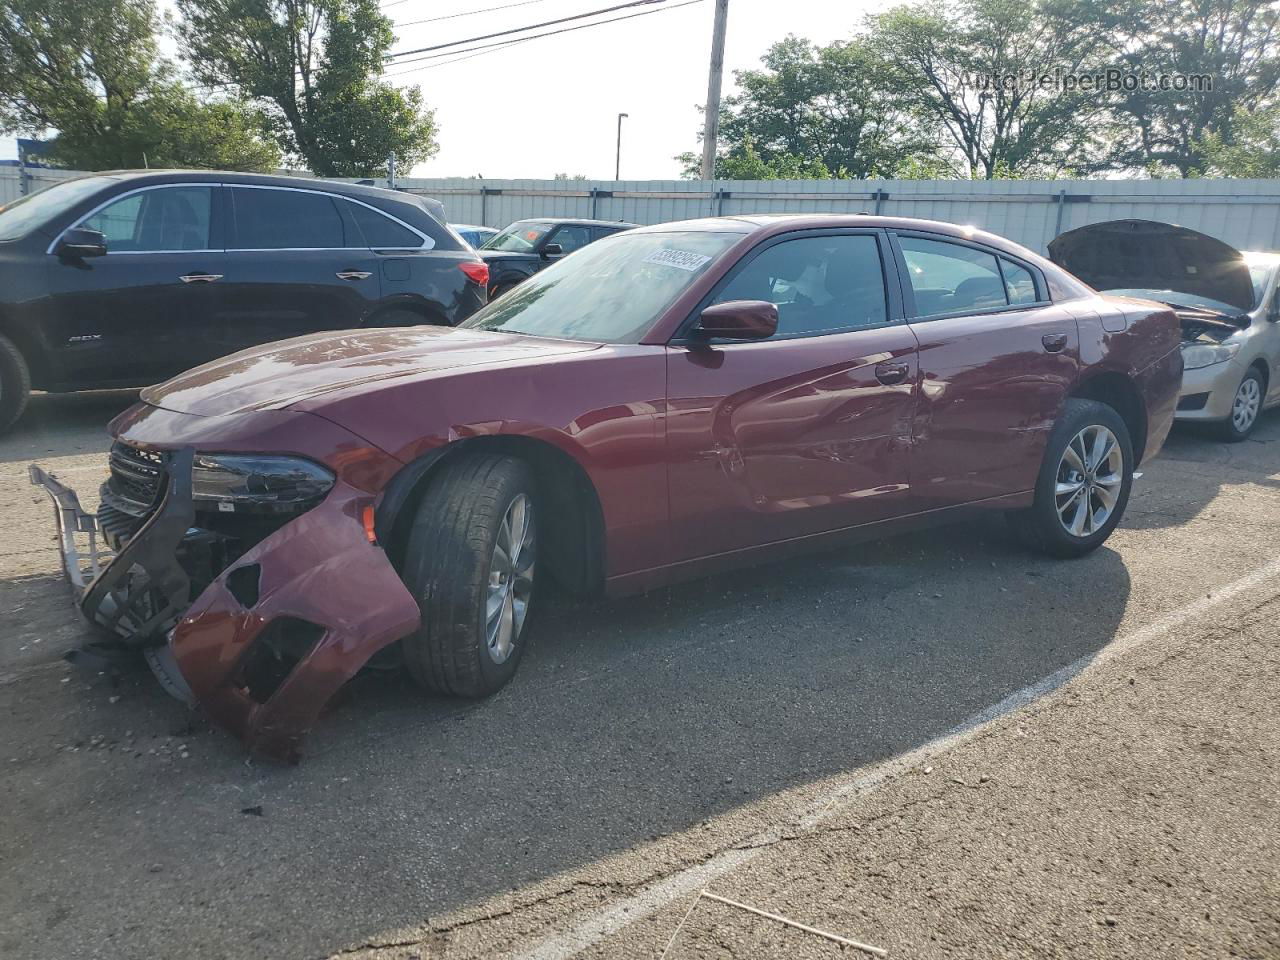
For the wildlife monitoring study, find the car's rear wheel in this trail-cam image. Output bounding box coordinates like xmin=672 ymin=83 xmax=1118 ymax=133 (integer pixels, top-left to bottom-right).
xmin=490 ymin=282 xmax=518 ymax=300
xmin=1010 ymin=398 xmax=1133 ymax=558
xmin=0 ymin=332 xmax=31 ymax=434
xmin=400 ymin=453 xmax=538 ymax=697
xmin=1215 ymin=367 xmax=1265 ymax=442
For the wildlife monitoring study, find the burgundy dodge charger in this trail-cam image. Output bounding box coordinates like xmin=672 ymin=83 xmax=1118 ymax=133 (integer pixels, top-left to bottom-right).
xmin=31 ymin=215 xmax=1183 ymax=760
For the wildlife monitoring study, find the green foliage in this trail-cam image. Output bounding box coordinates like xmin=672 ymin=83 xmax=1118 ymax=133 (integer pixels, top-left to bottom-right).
xmin=1052 ymin=0 xmax=1280 ymax=176
xmin=177 ymin=0 xmax=438 ymax=177
xmin=687 ymin=0 xmax=1280 ymax=180
xmin=1195 ymin=105 xmax=1280 ymax=177
xmin=0 ymin=0 xmax=279 ymax=170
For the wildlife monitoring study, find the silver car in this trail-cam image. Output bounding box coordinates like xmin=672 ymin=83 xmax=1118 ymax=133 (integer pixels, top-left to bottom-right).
xmin=1051 ymin=220 xmax=1280 ymax=441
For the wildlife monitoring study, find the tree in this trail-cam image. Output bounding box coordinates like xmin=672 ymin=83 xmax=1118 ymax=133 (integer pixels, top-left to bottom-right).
xmin=1053 ymin=0 xmax=1280 ymax=176
xmin=684 ymin=35 xmax=943 ymax=180
xmin=0 ymin=0 xmax=279 ymax=170
xmin=869 ymin=0 xmax=1111 ymax=179
xmin=1196 ymin=104 xmax=1280 ymax=177
xmin=177 ymin=0 xmax=438 ymax=177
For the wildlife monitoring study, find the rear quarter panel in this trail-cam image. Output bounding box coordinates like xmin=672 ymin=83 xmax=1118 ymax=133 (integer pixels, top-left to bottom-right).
xmin=1079 ymin=295 xmax=1183 ymax=463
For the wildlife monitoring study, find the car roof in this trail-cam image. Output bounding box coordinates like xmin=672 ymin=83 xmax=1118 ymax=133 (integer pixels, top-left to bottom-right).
xmin=510 ymin=217 xmax=639 ymax=228
xmin=631 ymin=213 xmax=1044 ymax=256
xmin=57 ymin=169 xmax=428 ymax=205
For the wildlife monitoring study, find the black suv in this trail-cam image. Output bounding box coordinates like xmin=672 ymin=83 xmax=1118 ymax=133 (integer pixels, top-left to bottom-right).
xmin=479 ymin=218 xmax=636 ymax=299
xmin=0 ymin=171 xmax=489 ymax=431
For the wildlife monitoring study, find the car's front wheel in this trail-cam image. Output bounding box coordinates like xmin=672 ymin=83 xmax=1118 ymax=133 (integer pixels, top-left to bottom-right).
xmin=1010 ymin=398 xmax=1134 ymax=558
xmin=0 ymin=332 xmax=31 ymax=434
xmin=400 ymin=453 xmax=538 ymax=697
xmin=1215 ymin=367 xmax=1266 ymax=442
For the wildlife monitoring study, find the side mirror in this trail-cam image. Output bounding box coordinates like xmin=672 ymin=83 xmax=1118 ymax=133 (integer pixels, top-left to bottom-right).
xmin=541 ymin=243 xmax=563 ymax=259
xmin=694 ymin=300 xmax=778 ymax=341
xmin=55 ymin=227 xmax=107 ymax=259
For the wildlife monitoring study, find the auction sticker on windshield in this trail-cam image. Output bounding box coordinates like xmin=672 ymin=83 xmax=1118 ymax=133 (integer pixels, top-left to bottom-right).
xmin=644 ymin=248 xmax=713 ymax=272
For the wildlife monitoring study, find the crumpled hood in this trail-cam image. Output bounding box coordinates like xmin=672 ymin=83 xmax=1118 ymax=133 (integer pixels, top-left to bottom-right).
xmin=1049 ymin=219 xmax=1254 ymax=312
xmin=141 ymin=326 xmax=598 ymax=417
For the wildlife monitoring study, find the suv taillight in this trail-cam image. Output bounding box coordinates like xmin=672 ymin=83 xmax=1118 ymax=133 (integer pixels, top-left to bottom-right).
xmin=459 ymin=261 xmax=489 ymax=287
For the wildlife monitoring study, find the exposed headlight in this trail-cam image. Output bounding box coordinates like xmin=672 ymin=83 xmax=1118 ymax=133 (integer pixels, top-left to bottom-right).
xmin=1181 ymin=341 xmax=1240 ymax=370
xmin=192 ymin=454 xmax=335 ymax=513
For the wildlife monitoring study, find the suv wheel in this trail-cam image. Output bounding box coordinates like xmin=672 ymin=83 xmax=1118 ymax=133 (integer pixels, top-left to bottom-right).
xmin=400 ymin=453 xmax=538 ymax=697
xmin=0 ymin=332 xmax=31 ymax=434
xmin=1010 ymin=398 xmax=1134 ymax=558
xmin=1216 ymin=367 xmax=1265 ymax=442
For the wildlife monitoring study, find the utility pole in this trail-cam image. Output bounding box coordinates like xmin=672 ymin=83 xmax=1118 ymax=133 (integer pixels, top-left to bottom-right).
xmin=388 ymin=154 xmax=397 ymax=190
xmin=615 ymin=112 xmax=629 ymax=181
xmin=699 ymin=0 xmax=729 ymax=181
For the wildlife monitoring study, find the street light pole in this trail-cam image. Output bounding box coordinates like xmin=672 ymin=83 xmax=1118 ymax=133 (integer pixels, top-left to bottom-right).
xmin=700 ymin=0 xmax=729 ymax=181
xmin=615 ymin=112 xmax=629 ymax=181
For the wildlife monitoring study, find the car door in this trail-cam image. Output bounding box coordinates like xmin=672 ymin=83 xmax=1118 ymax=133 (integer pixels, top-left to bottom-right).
xmin=214 ymin=185 xmax=384 ymax=357
xmin=665 ymin=230 xmax=919 ymax=560
xmin=46 ymin=182 xmax=224 ymax=383
xmin=538 ymin=223 xmax=592 ymax=268
xmin=889 ymin=231 xmax=1080 ymax=508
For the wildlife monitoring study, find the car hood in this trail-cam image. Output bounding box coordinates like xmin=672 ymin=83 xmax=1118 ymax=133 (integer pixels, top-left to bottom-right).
xmin=141 ymin=326 xmax=599 ymax=418
xmin=1048 ymin=219 xmax=1255 ymax=312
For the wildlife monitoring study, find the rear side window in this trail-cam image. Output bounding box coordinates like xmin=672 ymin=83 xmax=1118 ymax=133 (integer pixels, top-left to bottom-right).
xmin=1000 ymin=257 xmax=1038 ymax=304
xmin=712 ymin=234 xmax=889 ymax=337
xmin=231 ymin=188 xmax=345 ymax=249
xmin=899 ymin=236 xmax=1009 ymax=315
xmin=82 ymin=186 xmax=213 ymax=252
xmin=345 ymin=200 xmax=424 ymax=248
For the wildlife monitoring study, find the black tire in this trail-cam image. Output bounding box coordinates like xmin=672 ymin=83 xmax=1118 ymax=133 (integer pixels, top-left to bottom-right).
xmin=1009 ymin=398 xmax=1134 ymax=559
xmin=400 ymin=454 xmax=539 ymax=697
xmin=0 ymin=332 xmax=31 ymax=434
xmin=367 ymin=308 xmax=433 ymax=328
xmin=1214 ymin=367 xmax=1266 ymax=443
xmin=489 ymin=282 xmax=518 ymax=301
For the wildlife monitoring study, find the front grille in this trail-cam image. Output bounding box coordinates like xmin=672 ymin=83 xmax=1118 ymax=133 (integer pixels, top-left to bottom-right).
xmin=106 ymin=442 xmax=165 ymax=515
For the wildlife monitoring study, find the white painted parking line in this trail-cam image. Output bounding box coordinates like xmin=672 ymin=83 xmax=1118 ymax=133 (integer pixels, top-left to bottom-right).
xmin=514 ymin=553 xmax=1280 ymax=960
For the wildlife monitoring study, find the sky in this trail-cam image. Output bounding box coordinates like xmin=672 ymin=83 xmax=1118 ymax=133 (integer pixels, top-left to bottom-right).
xmin=2 ymin=0 xmax=887 ymax=179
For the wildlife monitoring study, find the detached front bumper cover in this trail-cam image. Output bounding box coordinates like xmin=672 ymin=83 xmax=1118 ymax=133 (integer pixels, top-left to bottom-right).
xmin=30 ymin=451 xmax=421 ymax=762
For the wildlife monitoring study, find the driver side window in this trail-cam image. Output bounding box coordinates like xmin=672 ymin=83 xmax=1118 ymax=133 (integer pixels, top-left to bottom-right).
xmin=712 ymin=234 xmax=889 ymax=338
xmin=546 ymin=224 xmax=591 ymax=254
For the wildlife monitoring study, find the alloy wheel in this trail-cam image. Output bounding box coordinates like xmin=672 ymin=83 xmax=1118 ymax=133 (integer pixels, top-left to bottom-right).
xmin=485 ymin=493 xmax=535 ymax=664
xmin=1232 ymin=375 xmax=1262 ymax=434
xmin=1055 ymin=424 xmax=1124 ymax=538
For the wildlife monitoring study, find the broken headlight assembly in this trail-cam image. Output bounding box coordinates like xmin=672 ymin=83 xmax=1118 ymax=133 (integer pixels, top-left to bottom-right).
xmin=192 ymin=454 xmax=335 ymax=514
xmin=1180 ymin=340 xmax=1240 ymax=370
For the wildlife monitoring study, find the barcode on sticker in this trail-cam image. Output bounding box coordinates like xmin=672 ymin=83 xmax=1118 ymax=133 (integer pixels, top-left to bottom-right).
xmin=643 ymin=249 xmax=712 ymax=272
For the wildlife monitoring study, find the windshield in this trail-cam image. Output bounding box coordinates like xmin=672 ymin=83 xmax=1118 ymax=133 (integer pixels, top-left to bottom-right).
xmin=1248 ymin=260 xmax=1277 ymax=308
xmin=481 ymin=221 xmax=553 ymax=252
xmin=463 ymin=230 xmax=742 ymax=343
xmin=0 ymin=175 xmax=118 ymax=242
xmin=1102 ymin=287 xmax=1248 ymax=317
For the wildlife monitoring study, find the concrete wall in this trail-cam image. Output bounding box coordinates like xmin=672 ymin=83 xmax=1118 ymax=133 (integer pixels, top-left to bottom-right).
xmin=6 ymin=167 xmax=1280 ymax=254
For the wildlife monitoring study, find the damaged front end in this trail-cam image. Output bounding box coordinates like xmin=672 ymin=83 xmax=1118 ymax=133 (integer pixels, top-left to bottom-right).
xmin=31 ymin=437 xmax=420 ymax=762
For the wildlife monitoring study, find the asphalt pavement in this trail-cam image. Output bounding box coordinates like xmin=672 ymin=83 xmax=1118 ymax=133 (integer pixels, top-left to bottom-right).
xmin=0 ymin=389 xmax=1277 ymax=960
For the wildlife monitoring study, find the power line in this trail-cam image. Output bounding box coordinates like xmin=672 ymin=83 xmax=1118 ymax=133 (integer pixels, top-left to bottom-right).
xmin=383 ymin=0 xmax=704 ymax=75
xmin=385 ymin=0 xmax=668 ymax=61
xmin=393 ymin=0 xmax=559 ymax=29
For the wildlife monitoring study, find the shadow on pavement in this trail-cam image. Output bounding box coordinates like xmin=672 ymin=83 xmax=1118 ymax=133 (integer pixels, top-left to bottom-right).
xmin=0 ymin=513 xmax=1133 ymax=959
xmin=0 ymin=390 xmax=138 ymax=464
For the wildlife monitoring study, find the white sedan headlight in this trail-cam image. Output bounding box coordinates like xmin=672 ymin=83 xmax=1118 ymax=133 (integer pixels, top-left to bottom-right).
xmin=1181 ymin=341 xmax=1240 ymax=370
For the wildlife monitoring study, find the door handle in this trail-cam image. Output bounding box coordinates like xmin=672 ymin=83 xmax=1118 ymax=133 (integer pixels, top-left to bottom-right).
xmin=1042 ymin=332 xmax=1069 ymax=353
xmin=179 ymin=273 xmax=222 ymax=283
xmin=874 ymin=360 xmax=911 ymax=386
xmin=336 ymin=270 xmax=372 ymax=281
